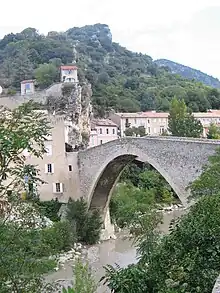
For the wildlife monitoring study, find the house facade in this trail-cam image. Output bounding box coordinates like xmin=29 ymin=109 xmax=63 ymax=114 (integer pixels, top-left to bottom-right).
xmin=20 ymin=80 xmax=35 ymax=95
xmin=109 ymin=110 xmax=220 ymax=137
xmin=24 ymin=114 xmax=80 ymax=202
xmin=88 ymin=119 xmax=118 ymax=148
xmin=109 ymin=111 xmax=169 ymax=137
xmin=60 ymin=65 xmax=78 ymax=83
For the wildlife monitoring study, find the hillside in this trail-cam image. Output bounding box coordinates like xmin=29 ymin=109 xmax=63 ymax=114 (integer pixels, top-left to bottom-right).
xmin=0 ymin=24 xmax=220 ymax=116
xmin=155 ymin=59 xmax=220 ymax=89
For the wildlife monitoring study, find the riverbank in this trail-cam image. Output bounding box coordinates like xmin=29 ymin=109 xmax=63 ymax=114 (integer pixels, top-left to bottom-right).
xmin=46 ymin=208 xmax=185 ymax=292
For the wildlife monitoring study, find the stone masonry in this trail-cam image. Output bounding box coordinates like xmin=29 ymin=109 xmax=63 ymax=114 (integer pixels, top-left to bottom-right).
xmin=77 ymin=136 xmax=220 ymax=219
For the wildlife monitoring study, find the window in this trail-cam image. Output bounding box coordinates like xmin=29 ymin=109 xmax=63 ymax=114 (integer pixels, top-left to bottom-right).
xmin=45 ymin=145 xmax=52 ymax=156
xmin=45 ymin=163 xmax=54 ymax=174
xmin=148 ymin=127 xmax=151 ymax=134
xmin=69 ymin=165 xmax=72 ymax=171
xmin=53 ymin=183 xmax=63 ymax=193
xmin=134 ymin=118 xmax=137 ymax=124
xmin=100 ymin=128 xmax=102 ymax=134
xmin=2 ymin=173 xmax=7 ymax=180
xmin=106 ymin=128 xmax=109 ymax=134
xmin=160 ymin=126 xmax=165 ymax=134
xmin=113 ymin=128 xmax=115 ymax=134
xmin=100 ymin=140 xmax=103 ymax=145
xmin=148 ymin=119 xmax=150 ymax=124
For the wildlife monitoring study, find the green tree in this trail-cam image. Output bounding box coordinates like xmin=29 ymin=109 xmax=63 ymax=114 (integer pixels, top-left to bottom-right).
xmin=124 ymin=126 xmax=146 ymax=137
xmin=207 ymin=123 xmax=220 ymax=139
xmin=12 ymin=49 xmax=34 ymax=87
xmin=188 ymin=147 xmax=220 ymax=200
xmin=168 ymin=97 xmax=203 ymax=137
xmin=35 ymin=63 xmax=58 ymax=88
xmin=0 ymin=102 xmax=59 ymax=292
xmin=66 ymin=198 xmax=102 ymax=245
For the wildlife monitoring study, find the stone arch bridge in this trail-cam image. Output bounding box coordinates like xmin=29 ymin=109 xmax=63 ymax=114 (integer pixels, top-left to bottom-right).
xmin=75 ymin=137 xmax=219 ymax=237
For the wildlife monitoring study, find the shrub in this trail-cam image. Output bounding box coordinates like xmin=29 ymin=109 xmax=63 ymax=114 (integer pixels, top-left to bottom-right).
xmin=37 ymin=221 xmax=76 ymax=257
xmin=66 ymin=198 xmax=102 ymax=245
xmin=62 ymin=259 xmax=98 ymax=293
xmin=35 ymin=198 xmax=62 ymax=222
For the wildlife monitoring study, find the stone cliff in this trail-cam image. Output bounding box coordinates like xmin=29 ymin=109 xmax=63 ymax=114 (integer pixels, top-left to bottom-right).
xmin=46 ymin=81 xmax=92 ymax=149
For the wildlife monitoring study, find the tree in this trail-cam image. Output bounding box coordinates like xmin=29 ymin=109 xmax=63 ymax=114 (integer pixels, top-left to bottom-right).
xmin=168 ymin=97 xmax=203 ymax=137
xmin=207 ymin=123 xmax=220 ymax=139
xmin=0 ymin=102 xmax=59 ymax=292
xmin=12 ymin=49 xmax=34 ymax=87
xmin=188 ymin=147 xmax=220 ymax=200
xmin=124 ymin=126 xmax=146 ymax=137
xmin=66 ymin=198 xmax=102 ymax=245
xmin=35 ymin=63 xmax=58 ymax=88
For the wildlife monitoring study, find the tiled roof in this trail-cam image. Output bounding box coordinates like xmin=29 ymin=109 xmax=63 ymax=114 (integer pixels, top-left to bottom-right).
xmin=91 ymin=119 xmax=118 ymax=127
xmin=114 ymin=111 xmax=220 ymax=119
xmin=60 ymin=65 xmax=78 ymax=70
xmin=20 ymin=79 xmax=35 ymax=84
xmin=116 ymin=111 xmax=169 ymax=118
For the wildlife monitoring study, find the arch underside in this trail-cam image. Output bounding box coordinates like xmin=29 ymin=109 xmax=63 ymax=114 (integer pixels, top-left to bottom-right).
xmin=89 ymin=155 xmax=137 ymax=213
xmin=89 ymin=154 xmax=186 ymax=216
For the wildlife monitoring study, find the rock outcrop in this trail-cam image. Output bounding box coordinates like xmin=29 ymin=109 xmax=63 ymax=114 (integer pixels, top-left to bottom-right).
xmin=46 ymin=81 xmax=92 ymax=149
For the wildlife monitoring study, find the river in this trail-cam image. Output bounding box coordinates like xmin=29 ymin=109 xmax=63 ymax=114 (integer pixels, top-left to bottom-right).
xmin=46 ymin=209 xmax=185 ymax=292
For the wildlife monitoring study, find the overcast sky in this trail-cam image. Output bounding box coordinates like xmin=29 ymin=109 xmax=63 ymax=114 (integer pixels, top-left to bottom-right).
xmin=0 ymin=0 xmax=219 ymax=78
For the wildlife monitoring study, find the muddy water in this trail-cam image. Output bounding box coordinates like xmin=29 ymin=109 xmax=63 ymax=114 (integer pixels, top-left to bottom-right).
xmin=47 ymin=209 xmax=185 ymax=292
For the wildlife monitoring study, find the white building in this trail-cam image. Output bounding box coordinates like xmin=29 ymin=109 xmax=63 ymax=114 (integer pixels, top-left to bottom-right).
xmin=109 ymin=110 xmax=220 ymax=138
xmin=60 ymin=65 xmax=78 ymax=83
xmin=20 ymin=80 xmax=35 ymax=95
xmin=88 ymin=119 xmax=118 ymax=148
xmin=109 ymin=111 xmax=169 ymax=137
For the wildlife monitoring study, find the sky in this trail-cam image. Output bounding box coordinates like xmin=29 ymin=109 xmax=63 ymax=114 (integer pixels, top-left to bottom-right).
xmin=0 ymin=0 xmax=220 ymax=78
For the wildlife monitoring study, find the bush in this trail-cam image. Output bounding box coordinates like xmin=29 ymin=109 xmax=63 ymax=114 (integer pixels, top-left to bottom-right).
xmin=37 ymin=221 xmax=76 ymax=257
xmin=35 ymin=198 xmax=62 ymax=222
xmin=66 ymin=198 xmax=102 ymax=245
xmin=62 ymin=259 xmax=98 ymax=293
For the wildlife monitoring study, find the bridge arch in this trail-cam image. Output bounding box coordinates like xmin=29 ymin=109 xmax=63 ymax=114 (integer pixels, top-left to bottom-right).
xmin=78 ymin=137 xmax=219 ymax=217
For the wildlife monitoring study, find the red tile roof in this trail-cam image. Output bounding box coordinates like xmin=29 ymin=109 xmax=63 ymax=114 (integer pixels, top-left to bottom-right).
xmin=60 ymin=65 xmax=78 ymax=70
xmin=20 ymin=79 xmax=35 ymax=84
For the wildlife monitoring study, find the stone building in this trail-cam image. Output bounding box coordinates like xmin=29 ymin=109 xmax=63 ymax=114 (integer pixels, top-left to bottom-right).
xmin=24 ymin=114 xmax=80 ymax=202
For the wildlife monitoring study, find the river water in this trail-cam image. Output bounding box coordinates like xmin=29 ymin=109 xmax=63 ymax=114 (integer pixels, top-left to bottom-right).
xmin=47 ymin=209 xmax=185 ymax=292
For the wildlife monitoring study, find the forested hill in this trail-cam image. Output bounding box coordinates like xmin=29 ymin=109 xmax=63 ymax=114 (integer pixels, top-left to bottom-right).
xmin=0 ymin=24 xmax=220 ymax=116
xmin=155 ymin=59 xmax=220 ymax=89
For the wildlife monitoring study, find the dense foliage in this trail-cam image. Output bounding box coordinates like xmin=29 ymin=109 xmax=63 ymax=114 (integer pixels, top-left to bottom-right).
xmin=207 ymin=123 xmax=220 ymax=139
xmin=155 ymin=59 xmax=220 ymax=88
xmin=1 ymin=25 xmax=220 ymax=116
xmin=104 ymin=149 xmax=220 ymax=293
xmin=0 ymin=102 xmax=59 ymax=292
xmin=110 ymin=162 xmax=178 ymax=227
xmin=188 ymin=147 xmax=220 ymax=200
xmin=66 ymin=198 xmax=102 ymax=245
xmin=168 ymin=97 xmax=203 ymax=137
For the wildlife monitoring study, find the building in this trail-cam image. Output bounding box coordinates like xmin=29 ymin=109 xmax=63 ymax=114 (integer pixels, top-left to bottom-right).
xmin=24 ymin=114 xmax=79 ymax=202
xmin=88 ymin=119 xmax=118 ymax=148
xmin=193 ymin=111 xmax=220 ymax=136
xmin=20 ymin=80 xmax=35 ymax=95
xmin=109 ymin=111 xmax=169 ymax=137
xmin=109 ymin=110 xmax=220 ymax=137
xmin=60 ymin=65 xmax=78 ymax=83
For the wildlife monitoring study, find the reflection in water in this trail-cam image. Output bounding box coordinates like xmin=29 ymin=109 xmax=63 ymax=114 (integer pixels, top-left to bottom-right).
xmin=47 ymin=210 xmax=185 ymax=292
